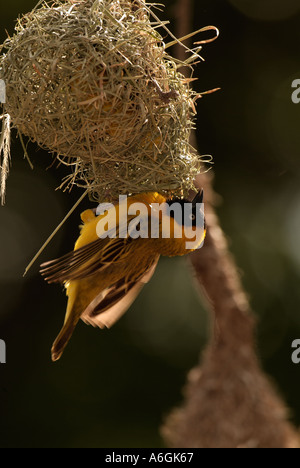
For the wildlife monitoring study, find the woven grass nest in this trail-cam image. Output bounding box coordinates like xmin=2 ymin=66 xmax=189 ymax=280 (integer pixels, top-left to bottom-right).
xmin=0 ymin=0 xmax=216 ymax=203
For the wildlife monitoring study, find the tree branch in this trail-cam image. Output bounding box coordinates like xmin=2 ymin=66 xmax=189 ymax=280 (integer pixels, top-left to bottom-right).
xmin=161 ymin=0 xmax=299 ymax=448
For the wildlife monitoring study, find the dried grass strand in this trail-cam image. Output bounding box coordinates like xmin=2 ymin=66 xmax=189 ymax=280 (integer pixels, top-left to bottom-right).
xmin=0 ymin=113 xmax=11 ymax=205
xmin=23 ymin=187 xmax=89 ymax=276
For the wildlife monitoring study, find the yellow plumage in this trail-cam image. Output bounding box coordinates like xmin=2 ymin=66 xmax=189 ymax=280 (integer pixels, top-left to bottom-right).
xmin=41 ymin=192 xmax=206 ymax=361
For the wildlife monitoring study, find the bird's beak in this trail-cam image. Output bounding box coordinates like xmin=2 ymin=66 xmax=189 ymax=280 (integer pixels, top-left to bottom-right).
xmin=192 ymin=189 xmax=204 ymax=207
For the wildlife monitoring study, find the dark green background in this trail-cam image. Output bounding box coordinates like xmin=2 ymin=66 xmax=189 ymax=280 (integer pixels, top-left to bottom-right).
xmin=1 ymin=0 xmax=300 ymax=448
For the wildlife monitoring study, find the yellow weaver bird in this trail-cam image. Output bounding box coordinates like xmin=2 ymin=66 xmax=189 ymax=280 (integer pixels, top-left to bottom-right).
xmin=40 ymin=191 xmax=206 ymax=361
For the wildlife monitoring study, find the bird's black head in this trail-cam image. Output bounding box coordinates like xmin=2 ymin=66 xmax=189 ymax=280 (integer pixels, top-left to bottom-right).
xmin=166 ymin=190 xmax=205 ymax=228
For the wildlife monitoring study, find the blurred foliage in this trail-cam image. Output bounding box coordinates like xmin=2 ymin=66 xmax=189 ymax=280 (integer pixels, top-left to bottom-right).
xmin=0 ymin=0 xmax=300 ymax=448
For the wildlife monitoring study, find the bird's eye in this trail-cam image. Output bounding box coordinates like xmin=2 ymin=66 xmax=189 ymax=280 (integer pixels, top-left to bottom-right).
xmin=189 ymin=214 xmax=196 ymax=221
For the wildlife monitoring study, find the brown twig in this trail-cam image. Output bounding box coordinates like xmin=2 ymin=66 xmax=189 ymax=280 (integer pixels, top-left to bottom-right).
xmin=174 ymin=0 xmax=192 ymax=65
xmin=161 ymin=0 xmax=300 ymax=448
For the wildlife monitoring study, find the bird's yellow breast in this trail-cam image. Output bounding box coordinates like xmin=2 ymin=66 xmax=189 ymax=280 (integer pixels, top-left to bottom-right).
xmin=75 ymin=192 xmax=166 ymax=250
xmin=75 ymin=192 xmax=205 ymax=257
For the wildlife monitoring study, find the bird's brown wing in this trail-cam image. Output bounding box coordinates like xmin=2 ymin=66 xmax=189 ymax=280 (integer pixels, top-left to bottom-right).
xmin=40 ymin=236 xmax=133 ymax=284
xmin=80 ymin=255 xmax=160 ymax=329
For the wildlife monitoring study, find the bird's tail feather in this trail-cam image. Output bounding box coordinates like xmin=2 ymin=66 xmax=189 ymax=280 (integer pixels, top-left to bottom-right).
xmin=51 ymin=315 xmax=79 ymax=362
